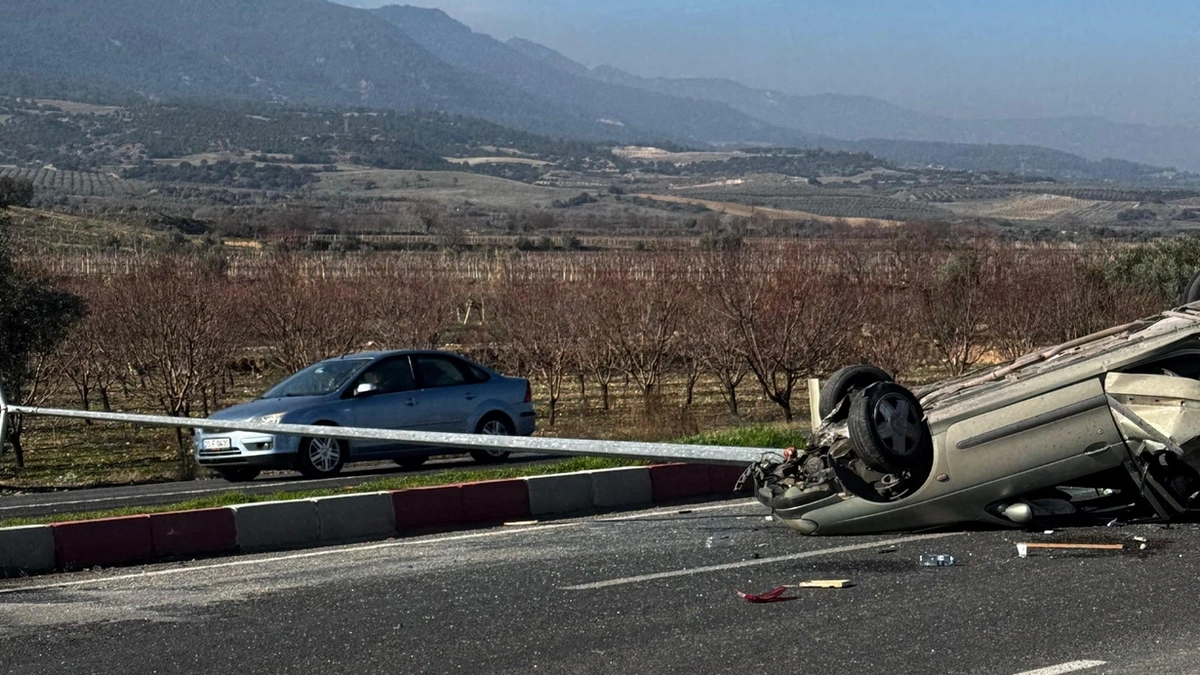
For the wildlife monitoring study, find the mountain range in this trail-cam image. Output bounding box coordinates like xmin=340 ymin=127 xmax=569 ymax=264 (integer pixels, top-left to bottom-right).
xmin=1 ymin=0 xmax=1197 ymax=176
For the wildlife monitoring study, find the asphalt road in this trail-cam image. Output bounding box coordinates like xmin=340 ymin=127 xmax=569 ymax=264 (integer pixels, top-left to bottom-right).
xmin=0 ymin=453 xmax=560 ymax=519
xmin=1 ymin=499 xmax=1195 ymax=675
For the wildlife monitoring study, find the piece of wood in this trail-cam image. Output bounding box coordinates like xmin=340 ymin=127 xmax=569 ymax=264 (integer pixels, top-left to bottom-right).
xmin=1019 ymin=543 xmax=1124 ymax=550
xmin=789 ymin=579 xmax=854 ymax=589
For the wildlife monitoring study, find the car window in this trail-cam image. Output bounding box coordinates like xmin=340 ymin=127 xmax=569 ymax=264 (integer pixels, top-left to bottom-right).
xmin=464 ymin=362 xmax=491 ymax=384
xmin=262 ymin=358 xmax=371 ymax=398
xmin=413 ymin=355 xmax=469 ymax=388
xmin=354 ymin=356 xmax=415 ymax=395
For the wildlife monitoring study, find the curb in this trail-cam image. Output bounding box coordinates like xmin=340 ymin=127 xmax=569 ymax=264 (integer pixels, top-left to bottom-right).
xmin=0 ymin=463 xmax=748 ymax=577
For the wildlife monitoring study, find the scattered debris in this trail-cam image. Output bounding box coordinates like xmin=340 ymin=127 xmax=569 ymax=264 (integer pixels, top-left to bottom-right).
xmin=705 ymin=535 xmax=734 ymax=548
xmin=736 ymin=586 xmax=797 ymax=603
xmin=764 ymin=515 xmax=774 ymax=522
xmin=1106 ymin=518 xmax=1126 ymax=527
xmin=788 ymin=579 xmax=854 ymax=589
xmin=1132 ymin=536 xmax=1148 ymax=542
xmin=677 ymin=509 xmax=693 ymax=515
xmin=877 ymin=547 xmax=898 ymax=555
xmin=1017 ymin=542 xmax=1125 ymax=558
xmin=918 ymin=553 xmax=957 ymax=567
xmin=1043 ymin=530 xmax=1055 ymax=535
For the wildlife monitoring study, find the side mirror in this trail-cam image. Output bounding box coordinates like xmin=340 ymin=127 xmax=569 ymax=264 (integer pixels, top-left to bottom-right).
xmin=354 ymin=382 xmax=380 ymax=397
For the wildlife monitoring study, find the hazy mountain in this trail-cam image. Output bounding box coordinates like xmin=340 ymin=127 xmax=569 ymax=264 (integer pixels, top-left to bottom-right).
xmin=582 ymin=62 xmax=1200 ymax=173
xmin=0 ymin=0 xmax=629 ymax=139
xmin=370 ymin=5 xmax=824 ymax=146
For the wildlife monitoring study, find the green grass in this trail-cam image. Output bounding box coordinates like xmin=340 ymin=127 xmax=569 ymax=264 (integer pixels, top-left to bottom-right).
xmin=0 ymin=425 xmax=804 ymax=528
xmin=676 ymin=424 xmax=808 ymax=450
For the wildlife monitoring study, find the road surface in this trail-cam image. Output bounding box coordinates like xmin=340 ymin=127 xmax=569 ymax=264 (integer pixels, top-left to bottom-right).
xmin=0 ymin=453 xmax=560 ymax=519
xmin=1 ymin=499 xmax=1194 ymax=674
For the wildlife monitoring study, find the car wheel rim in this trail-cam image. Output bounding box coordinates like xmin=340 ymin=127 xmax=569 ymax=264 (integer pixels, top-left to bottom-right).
xmin=873 ymin=393 xmax=921 ymax=457
xmin=481 ymin=420 xmax=509 ymax=456
xmin=309 ymin=437 xmax=341 ymax=472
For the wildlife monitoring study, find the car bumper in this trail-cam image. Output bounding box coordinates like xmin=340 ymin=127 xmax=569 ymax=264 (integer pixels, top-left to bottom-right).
xmin=516 ymin=410 xmax=537 ymax=436
xmin=193 ymin=430 xmax=300 ymax=468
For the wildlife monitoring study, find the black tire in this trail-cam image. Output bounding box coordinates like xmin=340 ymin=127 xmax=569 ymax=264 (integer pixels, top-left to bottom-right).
xmin=846 ymin=382 xmax=932 ymax=474
xmin=818 ymin=364 xmax=894 ymax=420
xmin=1181 ymin=270 xmax=1200 ymax=306
xmin=296 ymin=435 xmax=347 ymax=478
xmin=217 ymin=467 xmax=261 ymax=483
xmin=470 ymin=414 xmax=514 ymax=464
xmin=395 ymin=455 xmax=429 ymax=470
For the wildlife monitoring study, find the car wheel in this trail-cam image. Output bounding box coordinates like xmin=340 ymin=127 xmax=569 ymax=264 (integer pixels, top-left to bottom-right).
xmin=470 ymin=415 xmax=514 ymax=464
xmin=818 ymin=364 xmax=894 ymax=420
xmin=297 ymin=435 xmax=347 ymax=478
xmin=1181 ymin=270 xmax=1200 ymax=306
xmin=395 ymin=455 xmax=429 ymax=470
xmin=217 ymin=468 xmax=261 ymax=483
xmin=846 ymin=382 xmax=932 ymax=474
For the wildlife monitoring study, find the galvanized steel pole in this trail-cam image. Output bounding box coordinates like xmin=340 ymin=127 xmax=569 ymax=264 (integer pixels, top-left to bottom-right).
xmin=0 ymin=372 xmax=8 ymax=461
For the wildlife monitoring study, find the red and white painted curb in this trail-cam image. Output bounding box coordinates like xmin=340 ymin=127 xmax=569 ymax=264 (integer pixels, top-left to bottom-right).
xmin=0 ymin=463 xmax=747 ymax=576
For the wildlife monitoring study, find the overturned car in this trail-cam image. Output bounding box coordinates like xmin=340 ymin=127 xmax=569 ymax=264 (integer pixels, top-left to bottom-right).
xmin=753 ymin=304 xmax=1200 ymax=535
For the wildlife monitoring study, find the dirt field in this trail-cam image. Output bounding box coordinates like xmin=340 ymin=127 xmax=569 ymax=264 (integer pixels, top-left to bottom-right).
xmin=633 ymin=193 xmax=901 ymax=225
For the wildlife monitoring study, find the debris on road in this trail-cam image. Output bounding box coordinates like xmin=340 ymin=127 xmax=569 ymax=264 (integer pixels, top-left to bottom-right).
xmin=736 ymin=586 xmax=797 ymax=603
xmin=918 ymin=553 xmax=956 ymax=567
xmin=788 ymin=579 xmax=854 ymax=589
xmin=503 ymin=520 xmax=539 ymax=526
xmin=1016 ymin=542 xmax=1125 ymax=558
xmin=877 ymin=547 xmax=898 ymax=554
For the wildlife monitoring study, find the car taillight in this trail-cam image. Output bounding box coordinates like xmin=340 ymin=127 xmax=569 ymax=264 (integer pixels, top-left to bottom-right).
xmin=523 ymin=381 xmax=532 ymax=403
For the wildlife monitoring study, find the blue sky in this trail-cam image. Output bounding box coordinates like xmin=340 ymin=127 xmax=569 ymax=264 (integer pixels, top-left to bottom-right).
xmin=338 ymin=1 xmax=1200 ymax=128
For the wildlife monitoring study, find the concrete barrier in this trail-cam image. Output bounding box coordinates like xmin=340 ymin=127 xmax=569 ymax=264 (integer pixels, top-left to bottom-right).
xmin=149 ymin=508 xmax=237 ymax=558
xmin=0 ymin=525 xmax=56 ymax=574
xmin=315 ymin=492 xmax=396 ymax=543
xmin=392 ymin=485 xmax=464 ymax=530
xmin=460 ymin=479 xmax=530 ymax=523
xmin=708 ymin=464 xmax=748 ymax=494
xmin=232 ymin=500 xmax=319 ymax=551
xmin=52 ymin=515 xmax=153 ymax=569
xmin=648 ymin=463 xmax=711 ymax=502
xmin=589 ymin=467 xmax=653 ymax=509
xmin=526 ymin=472 xmax=593 ymax=515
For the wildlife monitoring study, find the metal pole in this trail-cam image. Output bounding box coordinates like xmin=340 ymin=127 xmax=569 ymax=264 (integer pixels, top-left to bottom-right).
xmin=0 ymin=373 xmax=8 ymax=462
xmin=7 ymin=404 xmax=765 ymax=466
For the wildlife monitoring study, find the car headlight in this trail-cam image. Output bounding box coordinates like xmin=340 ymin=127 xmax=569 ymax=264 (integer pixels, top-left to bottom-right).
xmin=252 ymin=413 xmax=287 ymax=425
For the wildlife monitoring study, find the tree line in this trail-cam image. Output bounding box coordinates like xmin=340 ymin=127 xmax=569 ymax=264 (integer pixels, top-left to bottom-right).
xmin=5 ymin=231 xmax=1191 ymax=478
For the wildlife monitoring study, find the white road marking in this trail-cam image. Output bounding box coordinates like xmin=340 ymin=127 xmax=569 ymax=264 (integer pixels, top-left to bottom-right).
xmin=561 ymin=531 xmax=958 ymax=590
xmin=1012 ymin=660 xmax=1107 ymax=675
xmin=596 ymin=500 xmax=759 ymax=521
xmin=0 ymin=523 xmax=573 ymax=596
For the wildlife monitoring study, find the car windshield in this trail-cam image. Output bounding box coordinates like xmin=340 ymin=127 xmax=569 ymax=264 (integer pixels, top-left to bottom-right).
xmin=261 ymin=359 xmax=370 ymax=398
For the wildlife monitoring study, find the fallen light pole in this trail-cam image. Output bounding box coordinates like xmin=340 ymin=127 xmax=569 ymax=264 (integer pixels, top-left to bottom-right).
xmin=0 ymin=376 xmax=762 ymax=467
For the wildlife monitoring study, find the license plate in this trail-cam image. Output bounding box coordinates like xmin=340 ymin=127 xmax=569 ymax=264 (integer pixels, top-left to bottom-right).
xmin=202 ymin=438 xmax=232 ymax=450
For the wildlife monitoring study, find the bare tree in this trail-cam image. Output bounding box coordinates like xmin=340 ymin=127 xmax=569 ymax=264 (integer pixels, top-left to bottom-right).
xmin=248 ymin=254 xmax=368 ymax=373
xmin=106 ymin=258 xmax=244 ymax=477
xmin=485 ymin=279 xmax=575 ymax=426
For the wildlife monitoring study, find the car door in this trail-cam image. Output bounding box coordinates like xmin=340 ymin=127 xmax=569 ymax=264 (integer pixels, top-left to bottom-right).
xmin=341 ymin=355 xmax=426 ymax=458
xmin=410 ymin=354 xmax=481 ymax=432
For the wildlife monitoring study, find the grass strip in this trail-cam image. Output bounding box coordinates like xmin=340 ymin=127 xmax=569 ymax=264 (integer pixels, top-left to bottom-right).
xmin=0 ymin=424 xmax=804 ymax=528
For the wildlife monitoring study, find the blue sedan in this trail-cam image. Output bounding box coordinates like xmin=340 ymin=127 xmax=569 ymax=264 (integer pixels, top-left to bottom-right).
xmin=193 ymin=350 xmax=536 ymax=481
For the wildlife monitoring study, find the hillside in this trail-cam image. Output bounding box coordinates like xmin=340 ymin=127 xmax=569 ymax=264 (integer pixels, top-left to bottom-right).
xmin=371 ymin=5 xmax=820 ymax=146
xmin=534 ymin=43 xmax=1200 ymax=173
xmin=0 ymin=0 xmax=624 ymax=140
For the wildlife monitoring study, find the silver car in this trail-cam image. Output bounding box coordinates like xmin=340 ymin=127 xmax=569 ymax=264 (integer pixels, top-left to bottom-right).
xmin=193 ymin=350 xmax=536 ymax=481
